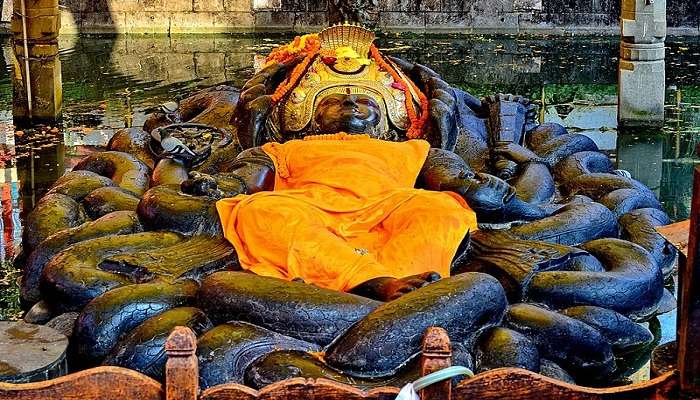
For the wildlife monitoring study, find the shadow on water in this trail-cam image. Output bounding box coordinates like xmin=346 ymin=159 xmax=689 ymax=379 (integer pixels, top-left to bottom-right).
xmin=0 ymin=33 xmax=699 ymax=380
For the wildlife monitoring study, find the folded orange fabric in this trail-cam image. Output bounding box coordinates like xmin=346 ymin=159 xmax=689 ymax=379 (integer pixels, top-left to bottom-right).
xmin=216 ymin=133 xmax=478 ymax=292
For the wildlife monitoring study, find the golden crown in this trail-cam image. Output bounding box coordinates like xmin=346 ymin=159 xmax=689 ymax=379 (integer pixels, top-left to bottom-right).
xmin=318 ymin=23 xmax=376 ymax=58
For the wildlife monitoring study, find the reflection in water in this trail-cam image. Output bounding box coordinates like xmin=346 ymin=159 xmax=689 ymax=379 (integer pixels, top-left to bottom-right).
xmin=0 ymin=33 xmax=698 ymax=376
xmin=1 ymin=34 xmax=698 ymax=227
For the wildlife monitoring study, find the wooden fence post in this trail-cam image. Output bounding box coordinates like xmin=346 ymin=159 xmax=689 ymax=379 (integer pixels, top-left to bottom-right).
xmin=419 ymin=327 xmax=452 ymax=400
xmin=165 ymin=326 xmax=199 ymax=400
xmin=678 ymin=165 xmax=700 ymax=397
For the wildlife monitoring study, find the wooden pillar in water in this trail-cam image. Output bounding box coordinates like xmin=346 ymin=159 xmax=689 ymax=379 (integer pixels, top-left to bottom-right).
xmin=10 ymin=0 xmax=62 ymax=126
xmin=678 ymin=165 xmax=700 ymax=397
xmin=618 ymin=0 xmax=666 ymax=128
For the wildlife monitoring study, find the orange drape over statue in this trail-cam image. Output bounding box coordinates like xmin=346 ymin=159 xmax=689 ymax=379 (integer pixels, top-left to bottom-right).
xmin=216 ymin=133 xmax=478 ymax=292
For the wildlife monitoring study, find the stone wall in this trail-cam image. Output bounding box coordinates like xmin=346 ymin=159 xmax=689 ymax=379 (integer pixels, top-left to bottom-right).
xmin=0 ymin=0 xmax=698 ymax=34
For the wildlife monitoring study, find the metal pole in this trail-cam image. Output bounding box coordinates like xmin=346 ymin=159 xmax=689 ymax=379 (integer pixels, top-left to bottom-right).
xmin=18 ymin=0 xmax=32 ymax=119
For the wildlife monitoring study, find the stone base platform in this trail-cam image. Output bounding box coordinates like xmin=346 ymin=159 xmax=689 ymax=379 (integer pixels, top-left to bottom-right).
xmin=0 ymin=321 xmax=69 ymax=384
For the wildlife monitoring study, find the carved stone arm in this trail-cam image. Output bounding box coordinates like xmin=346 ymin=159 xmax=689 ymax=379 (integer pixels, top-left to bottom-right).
xmin=418 ymin=148 xmax=547 ymax=223
xmin=417 ymin=148 xmax=477 ymax=192
xmin=181 ymin=147 xmax=275 ymax=198
xmin=222 ymin=147 xmax=276 ymax=194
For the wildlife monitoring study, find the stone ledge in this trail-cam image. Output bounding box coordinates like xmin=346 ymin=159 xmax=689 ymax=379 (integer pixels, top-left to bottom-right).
xmin=1 ymin=0 xmax=698 ymax=35
xmin=1 ymin=9 xmax=699 ymax=36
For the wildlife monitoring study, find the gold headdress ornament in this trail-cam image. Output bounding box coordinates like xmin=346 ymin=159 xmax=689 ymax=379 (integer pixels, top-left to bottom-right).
xmin=263 ymin=24 xmax=430 ymax=140
xmin=318 ymin=23 xmax=375 ymax=63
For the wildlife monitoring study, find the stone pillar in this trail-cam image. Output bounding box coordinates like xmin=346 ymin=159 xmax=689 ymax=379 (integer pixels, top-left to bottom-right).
xmin=618 ymin=0 xmax=666 ymax=128
xmin=10 ymin=0 xmax=62 ymax=126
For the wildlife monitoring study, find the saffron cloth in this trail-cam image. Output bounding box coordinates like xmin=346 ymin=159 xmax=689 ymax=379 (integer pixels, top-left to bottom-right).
xmin=216 ymin=133 xmax=477 ymax=291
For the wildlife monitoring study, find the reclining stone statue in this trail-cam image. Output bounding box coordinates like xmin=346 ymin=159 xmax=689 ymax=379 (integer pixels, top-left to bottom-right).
xmin=20 ymin=24 xmax=676 ymax=389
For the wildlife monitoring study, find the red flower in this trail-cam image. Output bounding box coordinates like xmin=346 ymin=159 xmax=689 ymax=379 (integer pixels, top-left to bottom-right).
xmin=391 ymin=82 xmax=407 ymax=91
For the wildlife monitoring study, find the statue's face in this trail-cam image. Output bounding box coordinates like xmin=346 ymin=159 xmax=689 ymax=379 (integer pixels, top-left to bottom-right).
xmin=313 ymin=94 xmax=382 ymax=136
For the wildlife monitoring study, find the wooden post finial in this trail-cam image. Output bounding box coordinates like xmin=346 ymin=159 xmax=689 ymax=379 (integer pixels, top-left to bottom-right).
xmin=419 ymin=327 xmax=452 ymax=400
xmin=165 ymin=326 xmax=199 ymax=400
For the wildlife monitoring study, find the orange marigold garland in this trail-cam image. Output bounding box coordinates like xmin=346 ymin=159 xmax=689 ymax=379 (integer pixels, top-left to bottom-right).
xmin=370 ymin=44 xmax=430 ymax=139
xmin=263 ymin=35 xmax=430 ymax=140
xmin=266 ymin=34 xmax=320 ymax=65
xmin=267 ymin=34 xmax=322 ymax=104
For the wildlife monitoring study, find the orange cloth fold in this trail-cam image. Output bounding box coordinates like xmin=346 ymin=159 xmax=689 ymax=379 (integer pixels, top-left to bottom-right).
xmin=216 ymin=133 xmax=478 ymax=292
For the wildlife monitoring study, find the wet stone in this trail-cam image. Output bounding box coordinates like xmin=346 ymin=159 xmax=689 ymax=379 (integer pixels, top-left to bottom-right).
xmin=46 ymin=313 xmax=80 ymax=338
xmin=23 ymin=300 xmax=54 ymax=324
xmin=651 ymin=341 xmax=677 ymax=378
xmin=0 ymin=321 xmax=69 ymax=383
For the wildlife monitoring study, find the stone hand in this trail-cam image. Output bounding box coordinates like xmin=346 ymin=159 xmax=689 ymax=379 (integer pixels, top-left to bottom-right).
xmin=350 ymin=272 xmax=441 ymax=302
xmin=493 ymin=142 xmax=542 ymax=164
xmin=493 ymin=159 xmax=518 ymax=180
xmin=383 ymin=272 xmax=442 ymax=301
xmin=387 ymin=56 xmax=483 ymax=148
xmin=458 ymin=173 xmax=517 ymax=212
xmin=387 ymin=57 xmax=482 ymax=112
xmin=232 ymin=61 xmax=293 ymax=149
xmin=181 ymin=171 xmax=221 ymax=197
xmin=428 ymin=80 xmax=459 ymax=150
xmin=181 ymin=171 xmax=246 ymax=199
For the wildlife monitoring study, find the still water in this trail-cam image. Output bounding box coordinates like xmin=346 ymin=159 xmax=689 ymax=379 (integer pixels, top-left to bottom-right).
xmin=0 ymin=33 xmax=699 ymax=379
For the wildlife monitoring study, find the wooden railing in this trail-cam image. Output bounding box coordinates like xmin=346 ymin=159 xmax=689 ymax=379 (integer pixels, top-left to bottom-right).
xmin=0 ymin=325 xmax=683 ymax=400
xmin=0 ymin=367 xmax=163 ymax=400
xmin=2 ymin=166 xmax=700 ymax=400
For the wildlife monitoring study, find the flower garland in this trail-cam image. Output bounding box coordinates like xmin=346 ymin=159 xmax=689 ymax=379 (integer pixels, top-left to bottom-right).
xmin=264 ymin=35 xmax=430 ymax=139
xmin=303 ymin=132 xmax=371 ymax=141
xmin=266 ymin=34 xmax=319 ymax=65
xmin=267 ymin=34 xmax=322 ymax=104
xmin=370 ymin=44 xmax=429 ymax=139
